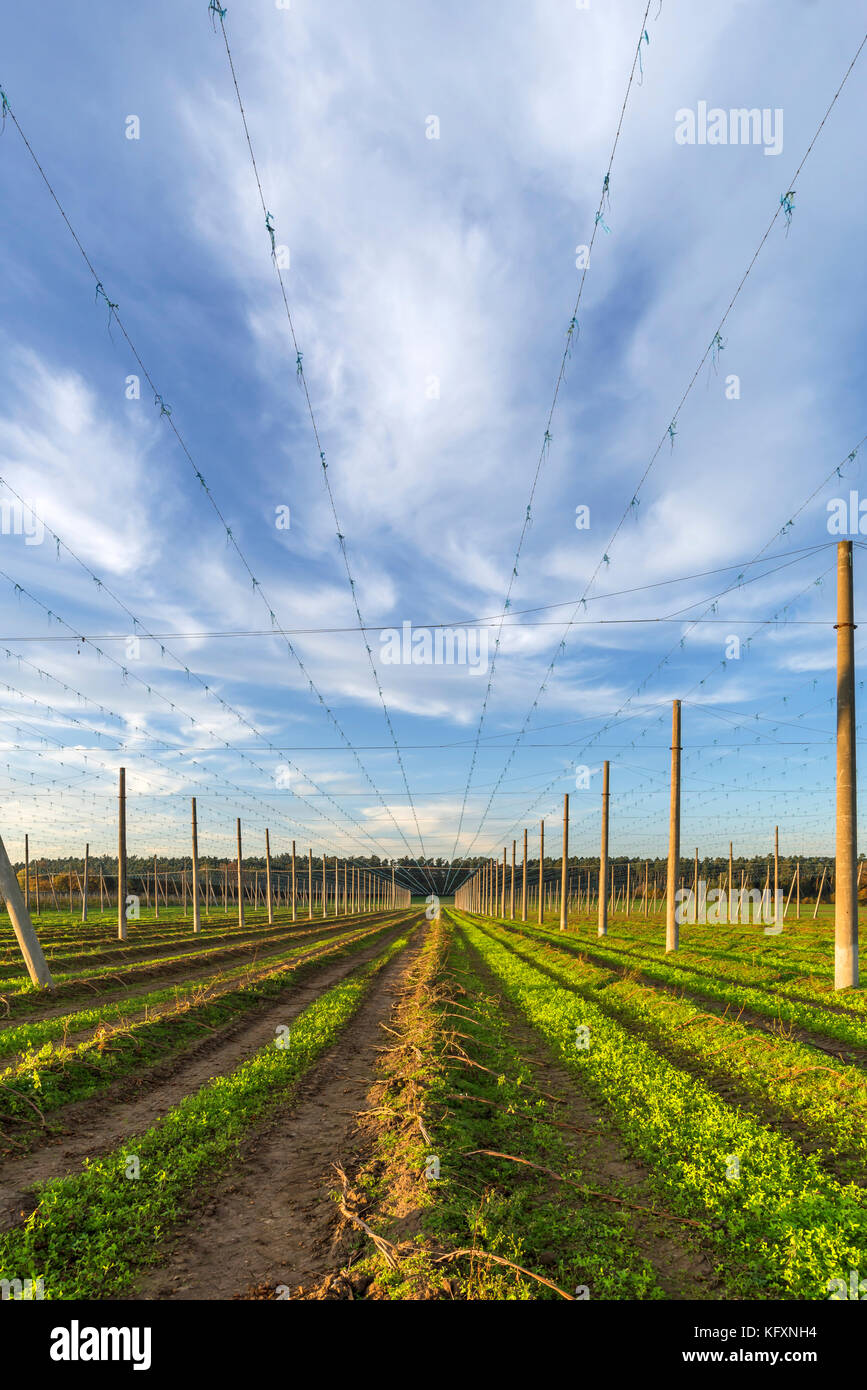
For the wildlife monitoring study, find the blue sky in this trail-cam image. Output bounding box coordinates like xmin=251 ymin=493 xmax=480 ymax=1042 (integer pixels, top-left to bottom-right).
xmin=1 ymin=0 xmax=866 ymax=878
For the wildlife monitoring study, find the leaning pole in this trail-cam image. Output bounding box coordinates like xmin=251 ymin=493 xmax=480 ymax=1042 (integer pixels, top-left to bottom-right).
xmin=0 ymin=832 xmax=54 ymax=988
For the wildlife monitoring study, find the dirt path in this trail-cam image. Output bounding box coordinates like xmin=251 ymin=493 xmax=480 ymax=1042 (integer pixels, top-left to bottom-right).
xmin=127 ymin=926 xmax=427 ymax=1301
xmin=0 ymin=920 xmax=416 ymax=1230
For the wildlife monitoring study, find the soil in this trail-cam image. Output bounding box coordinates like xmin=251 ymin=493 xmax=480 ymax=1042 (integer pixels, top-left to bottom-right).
xmin=127 ymin=924 xmax=427 ymax=1300
xmin=0 ymin=920 xmax=414 ymax=1230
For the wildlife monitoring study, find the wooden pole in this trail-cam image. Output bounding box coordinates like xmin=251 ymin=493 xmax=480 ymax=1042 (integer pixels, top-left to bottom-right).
xmin=308 ymin=849 xmax=314 ymax=922
xmin=666 ymin=701 xmax=681 ymax=954
xmin=598 ymin=761 xmax=609 ymax=937
xmin=291 ymin=840 xmax=296 ymax=922
xmin=265 ymin=829 xmax=274 ymax=926
xmin=154 ymin=854 xmax=159 ymax=921
xmin=117 ymin=767 xmax=127 ymax=941
xmin=510 ymin=840 xmax=516 ymax=920
xmin=236 ymin=819 xmax=245 ymax=929
xmin=501 ymin=847 xmax=506 ymax=917
xmin=560 ymin=793 xmax=569 ymax=932
xmin=191 ymin=798 xmax=201 ymax=935
xmin=522 ymin=829 xmax=528 ymax=922
xmin=538 ymin=820 xmax=544 ymax=925
xmin=24 ymin=833 xmax=29 ymax=911
xmin=82 ymin=842 xmax=89 ymax=923
xmin=0 ymin=832 xmax=54 ymax=987
xmin=774 ymin=827 xmax=781 ymax=932
xmin=813 ymin=866 xmax=827 ymax=920
xmin=835 ymin=540 xmax=859 ymax=988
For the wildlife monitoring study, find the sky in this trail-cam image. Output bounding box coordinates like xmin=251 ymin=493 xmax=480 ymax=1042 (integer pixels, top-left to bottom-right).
xmin=1 ymin=0 xmax=866 ymax=886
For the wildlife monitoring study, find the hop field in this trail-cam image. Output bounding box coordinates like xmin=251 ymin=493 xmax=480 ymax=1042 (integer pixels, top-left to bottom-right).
xmin=0 ymin=897 xmax=863 ymax=1303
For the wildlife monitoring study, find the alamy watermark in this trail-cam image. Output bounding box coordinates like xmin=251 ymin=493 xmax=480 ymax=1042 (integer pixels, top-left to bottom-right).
xmin=675 ymin=103 xmax=783 ymax=157
xmin=0 ymin=499 xmax=44 ymax=545
xmin=675 ymin=881 xmax=783 ymax=931
xmin=380 ymin=622 xmax=488 ymax=675
xmin=827 ymin=492 xmax=867 ymax=535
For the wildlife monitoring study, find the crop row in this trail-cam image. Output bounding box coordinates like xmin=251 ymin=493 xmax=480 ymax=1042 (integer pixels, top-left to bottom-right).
xmin=0 ymin=924 xmax=417 ymax=1297
xmin=499 ymin=918 xmax=867 ymax=1053
xmin=0 ymin=919 xmax=404 ymax=1136
xmin=481 ymin=920 xmax=867 ymax=1184
xmin=455 ymin=912 xmax=867 ymax=1299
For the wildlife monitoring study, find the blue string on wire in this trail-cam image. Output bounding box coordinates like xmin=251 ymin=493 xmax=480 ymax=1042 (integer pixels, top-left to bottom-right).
xmin=209 ymin=1 xmax=227 ymax=29
xmin=94 ymin=281 xmax=118 ymax=332
xmin=0 ymin=88 xmax=8 ymax=133
xmin=780 ymin=190 xmax=795 ymax=233
xmin=637 ymin=29 xmax=650 ymax=84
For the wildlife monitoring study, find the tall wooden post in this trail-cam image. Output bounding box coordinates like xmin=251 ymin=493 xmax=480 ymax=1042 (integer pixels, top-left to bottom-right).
xmin=598 ymin=761 xmax=610 ymax=937
xmin=265 ymin=829 xmax=274 ymax=925
xmin=0 ymin=832 xmax=54 ymax=987
xmin=510 ymin=840 xmax=516 ymax=920
xmin=117 ymin=767 xmax=127 ymax=941
xmin=391 ymin=863 xmax=395 ymax=909
xmin=538 ymin=820 xmax=545 ymax=925
xmin=728 ymin=842 xmax=734 ymax=924
xmin=154 ymin=854 xmax=159 ymax=921
xmin=560 ymin=793 xmax=569 ymax=932
xmin=24 ymin=834 xmax=30 ymax=911
xmin=693 ymin=848 xmax=699 ymax=925
xmin=81 ymin=842 xmax=89 ymax=922
xmin=191 ymin=799 xmax=201 ymax=935
xmin=774 ymin=826 xmax=781 ymax=932
xmin=522 ymin=829 xmax=528 ymax=922
xmin=308 ymin=849 xmax=314 ymax=922
xmin=236 ymin=819 xmax=245 ymax=929
xmin=835 ymin=539 xmax=858 ymax=988
xmin=291 ymin=840 xmax=297 ymax=922
xmin=666 ymin=702 xmax=681 ymax=953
